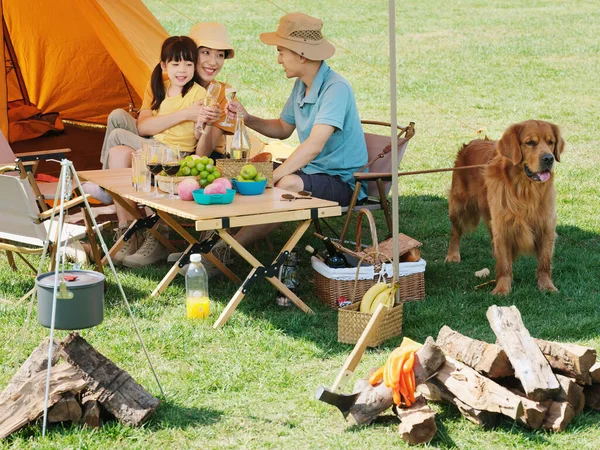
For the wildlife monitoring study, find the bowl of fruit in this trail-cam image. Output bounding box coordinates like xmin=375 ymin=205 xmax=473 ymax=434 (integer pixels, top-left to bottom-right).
xmin=156 ymin=154 xmax=223 ymax=193
xmin=232 ymin=164 xmax=268 ymax=196
xmin=192 ymin=178 xmax=235 ymax=205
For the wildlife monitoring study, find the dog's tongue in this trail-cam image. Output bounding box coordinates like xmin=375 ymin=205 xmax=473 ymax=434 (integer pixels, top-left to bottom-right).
xmin=539 ymin=171 xmax=551 ymax=182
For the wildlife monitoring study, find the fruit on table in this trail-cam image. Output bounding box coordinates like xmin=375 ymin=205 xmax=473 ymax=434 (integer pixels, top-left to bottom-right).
xmin=240 ymin=164 xmax=258 ymax=180
xmin=178 ymin=178 xmax=200 ymax=201
xmin=176 ymin=155 xmax=221 ymax=187
xmin=212 ymin=177 xmax=232 ymax=190
xmin=204 ymin=182 xmax=227 ymax=195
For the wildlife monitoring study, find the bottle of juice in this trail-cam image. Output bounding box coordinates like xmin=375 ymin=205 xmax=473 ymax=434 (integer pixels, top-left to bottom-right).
xmin=185 ymin=254 xmax=210 ymax=318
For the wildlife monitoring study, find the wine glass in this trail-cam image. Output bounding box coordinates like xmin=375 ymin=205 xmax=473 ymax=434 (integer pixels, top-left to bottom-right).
xmin=195 ymin=82 xmax=222 ymax=134
xmin=218 ymin=73 xmax=240 ymax=127
xmin=161 ymin=145 xmax=181 ymax=199
xmin=145 ymin=140 xmax=164 ymax=198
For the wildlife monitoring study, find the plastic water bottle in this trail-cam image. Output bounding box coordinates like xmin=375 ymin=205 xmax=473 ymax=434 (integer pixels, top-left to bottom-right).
xmin=185 ymin=254 xmax=210 ymax=318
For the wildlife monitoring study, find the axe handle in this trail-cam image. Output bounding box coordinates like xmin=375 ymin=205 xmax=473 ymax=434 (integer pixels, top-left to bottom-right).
xmin=331 ymin=303 xmax=387 ymax=392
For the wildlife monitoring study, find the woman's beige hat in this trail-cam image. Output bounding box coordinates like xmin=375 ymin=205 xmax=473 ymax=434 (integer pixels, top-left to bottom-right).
xmin=189 ymin=22 xmax=235 ymax=59
xmin=259 ymin=12 xmax=335 ymax=61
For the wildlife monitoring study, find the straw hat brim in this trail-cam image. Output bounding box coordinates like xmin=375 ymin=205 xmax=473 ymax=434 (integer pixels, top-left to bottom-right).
xmin=192 ymin=38 xmax=235 ymax=59
xmin=260 ymin=32 xmax=335 ymax=61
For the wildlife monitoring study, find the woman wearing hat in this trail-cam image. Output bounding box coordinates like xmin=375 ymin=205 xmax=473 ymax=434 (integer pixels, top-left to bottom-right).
xmin=87 ymin=22 xmax=236 ymax=268
xmin=226 ymin=12 xmax=368 ymax=251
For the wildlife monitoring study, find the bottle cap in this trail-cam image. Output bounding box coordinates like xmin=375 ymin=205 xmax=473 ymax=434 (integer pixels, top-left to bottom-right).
xmin=190 ymin=254 xmax=202 ymax=263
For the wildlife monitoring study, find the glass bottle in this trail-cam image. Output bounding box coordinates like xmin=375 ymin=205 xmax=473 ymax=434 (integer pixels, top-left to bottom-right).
xmin=185 ymin=253 xmax=210 ymax=318
xmin=277 ymin=248 xmax=300 ymax=307
xmin=322 ymin=237 xmax=350 ymax=268
xmin=230 ymin=112 xmax=251 ymax=159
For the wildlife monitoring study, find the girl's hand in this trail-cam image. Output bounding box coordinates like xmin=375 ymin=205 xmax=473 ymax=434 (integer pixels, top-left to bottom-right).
xmin=226 ymin=100 xmax=248 ymax=121
xmin=198 ymin=105 xmax=222 ymax=125
xmin=187 ymin=102 xmax=203 ymax=121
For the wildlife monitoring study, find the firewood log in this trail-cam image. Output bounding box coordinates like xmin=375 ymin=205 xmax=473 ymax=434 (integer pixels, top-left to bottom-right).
xmin=535 ymin=339 xmax=596 ymax=385
xmin=60 ymin=332 xmax=159 ymax=426
xmin=589 ymin=362 xmax=600 ymax=383
xmin=348 ymin=337 xmax=445 ymax=425
xmin=554 ymin=374 xmax=585 ymax=415
xmin=0 ymin=363 xmax=87 ymax=439
xmin=543 ymin=401 xmax=575 ymax=432
xmin=48 ymin=392 xmax=82 ymax=423
xmin=436 ymin=325 xmax=513 ymax=378
xmin=418 ymin=380 xmax=500 ymax=428
xmin=393 ymin=395 xmax=437 ymax=445
xmin=435 ymin=356 xmax=526 ymax=422
xmin=487 ymin=306 xmax=560 ymax=401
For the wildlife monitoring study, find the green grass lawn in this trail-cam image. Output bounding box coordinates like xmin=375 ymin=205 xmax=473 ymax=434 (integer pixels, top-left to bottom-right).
xmin=2 ymin=0 xmax=600 ymax=448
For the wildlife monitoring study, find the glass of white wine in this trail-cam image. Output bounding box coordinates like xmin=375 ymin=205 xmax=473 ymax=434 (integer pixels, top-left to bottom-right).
xmin=219 ymin=73 xmax=240 ymax=128
xmin=196 ymin=82 xmax=222 ymax=134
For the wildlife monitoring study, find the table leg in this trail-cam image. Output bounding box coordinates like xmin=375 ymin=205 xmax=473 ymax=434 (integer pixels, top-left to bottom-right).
xmin=151 ymin=211 xmax=240 ymax=297
xmin=213 ymin=220 xmax=314 ymax=328
xmin=101 ymin=193 xmax=177 ymax=265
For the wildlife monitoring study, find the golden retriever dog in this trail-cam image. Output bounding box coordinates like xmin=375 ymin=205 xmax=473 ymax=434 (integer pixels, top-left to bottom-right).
xmin=445 ymin=120 xmax=565 ymax=295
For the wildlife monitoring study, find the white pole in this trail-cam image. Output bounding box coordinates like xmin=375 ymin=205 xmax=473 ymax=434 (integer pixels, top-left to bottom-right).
xmin=389 ymin=0 xmax=400 ymax=289
xmin=41 ymin=160 xmax=70 ymax=437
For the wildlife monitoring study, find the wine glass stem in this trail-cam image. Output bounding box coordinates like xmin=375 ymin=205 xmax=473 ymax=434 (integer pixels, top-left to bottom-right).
xmin=171 ymin=178 xmax=174 ymax=197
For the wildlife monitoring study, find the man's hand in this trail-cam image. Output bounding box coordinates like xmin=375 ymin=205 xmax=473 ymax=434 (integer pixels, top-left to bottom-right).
xmin=226 ymin=100 xmax=249 ymax=122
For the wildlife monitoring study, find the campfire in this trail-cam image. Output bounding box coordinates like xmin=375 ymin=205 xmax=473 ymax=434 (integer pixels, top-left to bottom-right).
xmin=0 ymin=333 xmax=159 ymax=439
xmin=346 ymin=305 xmax=600 ymax=445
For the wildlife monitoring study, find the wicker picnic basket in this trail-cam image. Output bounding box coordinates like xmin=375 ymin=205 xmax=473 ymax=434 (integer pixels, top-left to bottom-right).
xmin=155 ymin=174 xmax=199 ymax=193
xmin=312 ymin=209 xmax=425 ymax=309
xmin=338 ymin=301 xmax=404 ymax=347
xmin=216 ymin=159 xmax=274 ymax=187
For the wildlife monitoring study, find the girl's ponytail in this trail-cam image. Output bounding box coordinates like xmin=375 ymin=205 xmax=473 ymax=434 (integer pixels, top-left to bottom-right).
xmin=150 ymin=63 xmax=165 ymax=111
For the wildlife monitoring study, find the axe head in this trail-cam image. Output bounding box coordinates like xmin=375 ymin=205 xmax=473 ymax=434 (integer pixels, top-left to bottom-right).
xmin=315 ymin=386 xmax=359 ymax=419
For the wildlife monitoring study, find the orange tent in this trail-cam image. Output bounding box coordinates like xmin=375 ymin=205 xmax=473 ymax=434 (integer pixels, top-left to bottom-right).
xmin=0 ymin=0 xmax=168 ymax=142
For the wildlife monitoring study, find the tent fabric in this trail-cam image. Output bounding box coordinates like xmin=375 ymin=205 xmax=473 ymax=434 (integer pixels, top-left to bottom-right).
xmin=1 ymin=0 xmax=168 ymax=140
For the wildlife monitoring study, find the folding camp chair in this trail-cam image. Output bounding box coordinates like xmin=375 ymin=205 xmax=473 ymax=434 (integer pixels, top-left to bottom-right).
xmin=314 ymin=120 xmax=415 ymax=245
xmin=0 ymin=161 xmax=108 ymax=304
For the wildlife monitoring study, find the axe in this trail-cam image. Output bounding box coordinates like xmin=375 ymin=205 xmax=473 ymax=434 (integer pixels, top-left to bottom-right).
xmin=315 ymin=303 xmax=387 ymax=418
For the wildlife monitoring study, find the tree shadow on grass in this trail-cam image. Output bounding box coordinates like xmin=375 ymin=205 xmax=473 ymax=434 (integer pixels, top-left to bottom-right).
xmin=214 ymin=194 xmax=600 ymax=354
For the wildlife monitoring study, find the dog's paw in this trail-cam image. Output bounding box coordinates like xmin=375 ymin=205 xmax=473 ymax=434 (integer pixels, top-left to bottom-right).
xmin=491 ymin=278 xmax=511 ymax=295
xmin=538 ymin=278 xmax=558 ymax=293
xmin=445 ymin=253 xmax=461 ymax=263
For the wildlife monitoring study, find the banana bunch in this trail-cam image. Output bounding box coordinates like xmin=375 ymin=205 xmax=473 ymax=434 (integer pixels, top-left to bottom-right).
xmin=359 ymin=282 xmax=395 ymax=313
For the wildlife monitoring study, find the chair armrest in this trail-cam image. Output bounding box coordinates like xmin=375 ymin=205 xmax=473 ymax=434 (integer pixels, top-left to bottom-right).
xmin=38 ymin=194 xmax=92 ymax=220
xmin=0 ymin=164 xmax=17 ymax=174
xmin=354 ymin=164 xmax=488 ymax=181
xmin=15 ymin=148 xmax=71 ymax=161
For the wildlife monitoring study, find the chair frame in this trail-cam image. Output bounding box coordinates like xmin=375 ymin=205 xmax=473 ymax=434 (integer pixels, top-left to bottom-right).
xmin=0 ymin=160 xmax=105 ymax=276
xmin=335 ymin=120 xmax=416 ymax=244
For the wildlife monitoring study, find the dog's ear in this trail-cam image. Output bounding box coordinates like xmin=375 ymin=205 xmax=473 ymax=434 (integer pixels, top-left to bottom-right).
xmin=498 ymin=124 xmax=522 ymax=165
xmin=549 ymin=122 xmax=565 ymax=162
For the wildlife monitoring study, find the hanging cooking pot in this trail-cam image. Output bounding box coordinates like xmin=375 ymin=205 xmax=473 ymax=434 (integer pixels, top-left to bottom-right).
xmin=36 ymin=270 xmax=105 ymax=330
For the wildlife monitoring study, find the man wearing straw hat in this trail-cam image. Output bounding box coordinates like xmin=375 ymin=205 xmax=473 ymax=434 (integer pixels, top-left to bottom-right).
xmin=226 ymin=12 xmax=368 ymax=250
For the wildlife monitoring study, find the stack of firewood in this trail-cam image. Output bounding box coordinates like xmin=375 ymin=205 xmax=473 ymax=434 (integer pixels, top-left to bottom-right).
xmin=347 ymin=305 xmax=600 ymax=445
xmin=0 ymin=333 xmax=159 ymax=440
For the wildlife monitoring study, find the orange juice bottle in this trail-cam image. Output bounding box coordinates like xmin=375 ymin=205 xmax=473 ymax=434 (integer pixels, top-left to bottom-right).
xmin=185 ymin=254 xmax=209 ymax=319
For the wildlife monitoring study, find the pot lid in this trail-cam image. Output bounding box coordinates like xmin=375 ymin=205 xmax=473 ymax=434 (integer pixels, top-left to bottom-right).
xmin=36 ymin=270 xmax=105 ymax=289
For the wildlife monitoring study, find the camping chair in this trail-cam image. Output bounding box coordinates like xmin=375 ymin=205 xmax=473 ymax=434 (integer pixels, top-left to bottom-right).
xmin=0 ymin=162 xmax=108 ymax=304
xmin=0 ymin=130 xmax=72 ymax=207
xmin=315 ymin=120 xmax=416 ymax=245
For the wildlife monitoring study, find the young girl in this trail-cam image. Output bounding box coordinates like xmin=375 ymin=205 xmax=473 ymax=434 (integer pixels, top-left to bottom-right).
xmin=89 ymin=26 xmax=236 ymax=267
xmin=92 ymin=36 xmax=207 ymax=266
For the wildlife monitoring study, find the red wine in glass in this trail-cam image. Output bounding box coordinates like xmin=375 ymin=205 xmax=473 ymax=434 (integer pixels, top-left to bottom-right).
xmin=163 ymin=163 xmax=181 ymax=176
xmin=147 ymin=163 xmax=163 ymax=175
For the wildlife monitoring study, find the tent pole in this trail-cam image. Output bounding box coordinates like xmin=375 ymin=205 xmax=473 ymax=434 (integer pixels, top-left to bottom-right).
xmin=388 ymin=0 xmax=400 ymax=292
xmin=2 ymin=15 xmax=31 ymax=106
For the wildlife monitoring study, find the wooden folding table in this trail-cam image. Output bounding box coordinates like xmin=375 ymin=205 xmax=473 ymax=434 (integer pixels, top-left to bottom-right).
xmin=79 ymin=168 xmax=341 ymax=327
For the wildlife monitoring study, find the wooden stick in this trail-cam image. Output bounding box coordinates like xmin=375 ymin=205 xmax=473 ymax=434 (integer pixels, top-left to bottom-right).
xmin=487 ymin=305 xmax=559 ymax=401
